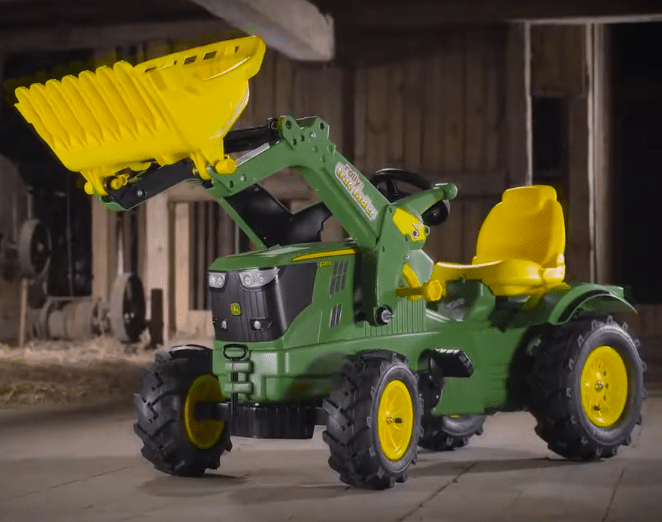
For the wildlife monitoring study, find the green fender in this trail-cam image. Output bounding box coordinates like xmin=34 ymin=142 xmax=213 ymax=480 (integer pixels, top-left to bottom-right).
xmin=517 ymin=283 xmax=636 ymax=326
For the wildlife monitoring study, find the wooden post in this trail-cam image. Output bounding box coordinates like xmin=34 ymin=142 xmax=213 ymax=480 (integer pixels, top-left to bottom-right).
xmin=565 ymin=25 xmax=593 ymax=283
xmin=529 ymin=24 xmax=595 ymax=283
xmin=567 ymin=95 xmax=593 ymax=283
xmin=505 ymin=22 xmax=532 ymax=188
xmin=591 ymin=24 xmax=613 ymax=284
xmin=90 ymin=199 xmax=110 ymax=300
xmin=145 ymin=193 xmax=170 ymax=342
xmin=89 ymin=50 xmax=118 ymax=301
xmin=174 ymin=202 xmax=190 ymax=335
xmin=17 ymin=278 xmax=28 ymax=346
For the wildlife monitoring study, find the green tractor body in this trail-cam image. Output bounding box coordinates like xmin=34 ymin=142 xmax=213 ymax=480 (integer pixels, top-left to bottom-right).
xmin=11 ymin=36 xmax=646 ymax=489
xmin=208 ymin=245 xmax=635 ymax=422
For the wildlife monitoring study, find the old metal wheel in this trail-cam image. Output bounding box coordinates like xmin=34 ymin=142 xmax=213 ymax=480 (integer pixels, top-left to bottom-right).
xmin=18 ymin=219 xmax=51 ymax=279
xmin=109 ymin=272 xmax=146 ymax=342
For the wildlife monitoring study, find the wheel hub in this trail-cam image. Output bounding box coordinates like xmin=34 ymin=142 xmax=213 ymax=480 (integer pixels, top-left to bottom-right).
xmin=580 ymin=345 xmax=628 ymax=428
xmin=183 ymin=375 xmax=226 ymax=450
xmin=377 ymin=380 xmax=414 ymax=461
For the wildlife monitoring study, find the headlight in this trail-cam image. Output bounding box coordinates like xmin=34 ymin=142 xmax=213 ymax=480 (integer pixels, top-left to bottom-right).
xmin=239 ymin=267 xmax=279 ymax=288
xmin=208 ymin=272 xmax=226 ymax=289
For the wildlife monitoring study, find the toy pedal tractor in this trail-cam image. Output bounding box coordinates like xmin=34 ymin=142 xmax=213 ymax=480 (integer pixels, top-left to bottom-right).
xmin=12 ymin=36 xmax=646 ymax=489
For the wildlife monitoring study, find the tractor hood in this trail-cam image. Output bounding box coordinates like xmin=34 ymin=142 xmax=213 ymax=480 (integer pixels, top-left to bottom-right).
xmin=208 ymin=241 xmax=359 ymax=272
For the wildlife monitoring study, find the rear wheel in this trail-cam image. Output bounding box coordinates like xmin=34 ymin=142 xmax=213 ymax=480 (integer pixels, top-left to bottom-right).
xmin=134 ymin=346 xmax=230 ymax=476
xmin=419 ymin=414 xmax=486 ymax=451
xmin=529 ymin=315 xmax=645 ymax=460
xmin=323 ymin=351 xmax=422 ymax=489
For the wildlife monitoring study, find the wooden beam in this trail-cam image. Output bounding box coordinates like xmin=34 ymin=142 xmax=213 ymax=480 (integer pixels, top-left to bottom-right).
xmin=505 ymin=23 xmax=533 ymax=187
xmin=0 ymin=19 xmax=234 ymax=53
xmin=167 ymin=172 xmax=312 ymax=202
xmin=187 ymin=310 xmax=214 ymax=338
xmin=420 ymin=171 xmax=508 ymax=198
xmin=528 ymin=14 xmax=662 ymax=24
xmin=90 ymin=199 xmax=111 ymax=300
xmin=591 ymin=24 xmax=613 ymax=284
xmin=567 ymin=94 xmax=593 ymax=283
xmin=167 ymin=182 xmax=214 ymax=203
xmin=531 ymin=25 xmax=587 ymax=96
xmin=565 ymin=26 xmax=593 ymax=283
xmin=189 ymin=0 xmax=334 ymax=61
xmin=334 ymin=0 xmax=662 ymax=29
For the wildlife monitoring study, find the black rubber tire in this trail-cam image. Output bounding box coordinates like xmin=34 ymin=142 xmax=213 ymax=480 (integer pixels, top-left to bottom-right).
xmin=419 ymin=415 xmax=486 ymax=451
xmin=528 ymin=315 xmax=646 ymax=461
xmin=322 ymin=351 xmax=423 ymax=489
xmin=133 ymin=346 xmax=230 ymax=476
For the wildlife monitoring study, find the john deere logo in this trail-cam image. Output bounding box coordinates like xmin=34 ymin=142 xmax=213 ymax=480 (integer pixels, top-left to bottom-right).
xmin=230 ymin=303 xmax=241 ymax=316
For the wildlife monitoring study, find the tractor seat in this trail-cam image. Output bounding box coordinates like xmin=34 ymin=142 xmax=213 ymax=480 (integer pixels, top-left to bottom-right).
xmin=430 ymin=185 xmax=566 ymax=297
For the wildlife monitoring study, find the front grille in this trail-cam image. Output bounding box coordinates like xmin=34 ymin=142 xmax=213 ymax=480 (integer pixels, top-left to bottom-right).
xmin=330 ymin=260 xmax=349 ymax=294
xmin=329 ymin=304 xmax=342 ymax=328
xmin=210 ymin=263 xmax=317 ymax=342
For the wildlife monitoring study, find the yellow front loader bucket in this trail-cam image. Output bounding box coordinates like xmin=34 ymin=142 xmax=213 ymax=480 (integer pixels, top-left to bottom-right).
xmin=14 ymin=36 xmax=266 ymax=196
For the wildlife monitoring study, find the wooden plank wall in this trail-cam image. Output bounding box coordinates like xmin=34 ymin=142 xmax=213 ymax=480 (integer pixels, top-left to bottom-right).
xmin=0 ymin=153 xmax=28 ymax=342
xmin=354 ymin=28 xmax=507 ymax=265
xmin=625 ymin=306 xmax=662 ymax=363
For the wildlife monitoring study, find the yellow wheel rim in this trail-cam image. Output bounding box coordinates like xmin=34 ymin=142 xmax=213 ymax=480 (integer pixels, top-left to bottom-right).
xmin=183 ymin=375 xmax=226 ymax=450
xmin=377 ymin=380 xmax=414 ymax=461
xmin=580 ymin=346 xmax=629 ymax=428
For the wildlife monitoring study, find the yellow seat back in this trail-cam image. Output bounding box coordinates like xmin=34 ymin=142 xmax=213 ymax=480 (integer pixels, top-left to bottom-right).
xmin=473 ymin=185 xmax=565 ymax=268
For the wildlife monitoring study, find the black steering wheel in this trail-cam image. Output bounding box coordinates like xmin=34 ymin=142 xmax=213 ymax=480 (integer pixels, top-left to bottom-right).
xmin=370 ymin=167 xmax=450 ymax=226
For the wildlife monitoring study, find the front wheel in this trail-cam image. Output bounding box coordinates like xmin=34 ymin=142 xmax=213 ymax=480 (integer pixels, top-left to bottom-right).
xmin=323 ymin=351 xmax=423 ymax=489
xmin=134 ymin=346 xmax=230 ymax=476
xmin=529 ymin=315 xmax=645 ymax=460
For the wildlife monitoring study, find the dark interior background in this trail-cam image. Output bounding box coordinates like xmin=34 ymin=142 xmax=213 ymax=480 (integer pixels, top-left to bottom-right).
xmin=0 ymin=49 xmax=93 ymax=297
xmin=613 ymin=22 xmax=662 ymax=304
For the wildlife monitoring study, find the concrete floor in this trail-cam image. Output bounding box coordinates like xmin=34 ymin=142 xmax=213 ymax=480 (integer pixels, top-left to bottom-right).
xmin=0 ymin=399 xmax=661 ymax=522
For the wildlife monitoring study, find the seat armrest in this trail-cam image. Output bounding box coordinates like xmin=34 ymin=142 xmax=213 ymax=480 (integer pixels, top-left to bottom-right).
xmin=540 ymin=265 xmax=566 ymax=283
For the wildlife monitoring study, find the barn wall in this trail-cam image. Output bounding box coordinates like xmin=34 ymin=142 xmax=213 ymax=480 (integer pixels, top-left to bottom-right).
xmin=352 ymin=28 xmax=508 ymax=265
xmin=0 ymin=54 xmax=29 ymax=343
xmin=0 ymin=153 xmax=28 ymax=343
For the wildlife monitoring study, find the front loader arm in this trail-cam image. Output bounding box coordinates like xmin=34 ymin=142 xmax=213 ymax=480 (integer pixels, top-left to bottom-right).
xmin=207 ymin=116 xmax=390 ymax=250
xmin=100 ymin=115 xmax=390 ymax=248
xmin=99 ymin=115 xmax=456 ymax=324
